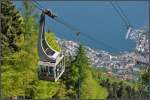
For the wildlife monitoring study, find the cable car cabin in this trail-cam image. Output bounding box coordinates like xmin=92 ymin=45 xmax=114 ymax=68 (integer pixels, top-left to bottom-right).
xmin=125 ymin=26 xmax=132 ymax=40
xmin=37 ymin=12 xmax=65 ymax=81
xmin=38 ymin=56 xmax=65 ymax=82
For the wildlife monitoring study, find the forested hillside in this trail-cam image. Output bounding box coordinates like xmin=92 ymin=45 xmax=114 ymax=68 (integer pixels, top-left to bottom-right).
xmin=1 ymin=0 xmax=60 ymax=99
xmin=1 ymin=0 xmax=149 ymax=99
xmin=1 ymin=0 xmax=108 ymax=99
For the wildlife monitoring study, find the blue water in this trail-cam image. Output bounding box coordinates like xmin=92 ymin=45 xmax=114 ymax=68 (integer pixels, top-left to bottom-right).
xmin=14 ymin=1 xmax=148 ymax=54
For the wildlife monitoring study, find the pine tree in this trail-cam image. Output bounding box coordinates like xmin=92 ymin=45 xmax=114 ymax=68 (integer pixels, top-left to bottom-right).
xmin=1 ymin=0 xmax=24 ymax=56
xmin=21 ymin=0 xmax=38 ymax=39
xmin=140 ymin=67 xmax=149 ymax=98
xmin=70 ymin=45 xmax=89 ymax=95
xmin=70 ymin=45 xmax=108 ymax=99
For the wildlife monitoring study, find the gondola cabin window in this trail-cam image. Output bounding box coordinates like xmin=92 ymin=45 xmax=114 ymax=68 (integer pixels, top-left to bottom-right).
xmin=39 ymin=65 xmax=54 ymax=75
xmin=49 ymin=67 xmax=54 ymax=76
xmin=40 ymin=65 xmax=48 ymax=73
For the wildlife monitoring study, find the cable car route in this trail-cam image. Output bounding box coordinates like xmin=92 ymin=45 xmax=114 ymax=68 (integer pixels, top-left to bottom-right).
xmin=30 ymin=0 xmax=134 ymax=81
xmin=115 ymin=1 xmax=132 ymax=27
xmin=31 ymin=0 xmax=125 ymax=52
xmin=110 ymin=1 xmax=133 ymax=39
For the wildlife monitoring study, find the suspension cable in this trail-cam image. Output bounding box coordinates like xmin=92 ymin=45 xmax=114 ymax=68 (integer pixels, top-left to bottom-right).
xmin=114 ymin=1 xmax=132 ymax=27
xmin=110 ymin=1 xmax=129 ymax=27
xmin=54 ymin=16 xmax=123 ymax=51
xmin=31 ymin=0 xmax=124 ymax=52
xmin=55 ymin=17 xmax=123 ymax=51
xmin=53 ymin=17 xmax=80 ymax=34
xmin=31 ymin=0 xmax=44 ymax=11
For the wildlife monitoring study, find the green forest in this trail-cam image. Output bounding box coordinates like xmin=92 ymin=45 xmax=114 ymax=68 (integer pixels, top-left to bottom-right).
xmin=1 ymin=0 xmax=149 ymax=99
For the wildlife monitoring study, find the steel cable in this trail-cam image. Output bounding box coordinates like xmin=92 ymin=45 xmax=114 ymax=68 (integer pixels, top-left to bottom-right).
xmin=110 ymin=1 xmax=129 ymax=27
xmin=115 ymin=1 xmax=131 ymax=26
xmin=31 ymin=0 xmax=124 ymax=52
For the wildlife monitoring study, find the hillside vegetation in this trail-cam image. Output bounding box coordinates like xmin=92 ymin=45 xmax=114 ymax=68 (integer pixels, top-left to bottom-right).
xmin=1 ymin=0 xmax=108 ymax=99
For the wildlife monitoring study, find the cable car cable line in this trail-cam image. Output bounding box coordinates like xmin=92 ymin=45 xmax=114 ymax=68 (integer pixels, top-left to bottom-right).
xmin=54 ymin=16 xmax=123 ymax=51
xmin=32 ymin=0 xmax=44 ymax=11
xmin=110 ymin=1 xmax=133 ymax=39
xmin=53 ymin=17 xmax=80 ymax=35
xmin=110 ymin=1 xmax=129 ymax=27
xmin=114 ymin=1 xmax=132 ymax=27
xmin=31 ymin=0 xmax=123 ymax=52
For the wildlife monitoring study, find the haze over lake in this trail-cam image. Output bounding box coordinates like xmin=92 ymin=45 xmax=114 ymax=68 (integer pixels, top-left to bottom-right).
xmin=14 ymin=1 xmax=148 ymax=53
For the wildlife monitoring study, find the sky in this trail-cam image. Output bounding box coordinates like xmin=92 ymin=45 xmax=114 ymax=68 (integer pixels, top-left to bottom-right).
xmin=13 ymin=1 xmax=149 ymax=54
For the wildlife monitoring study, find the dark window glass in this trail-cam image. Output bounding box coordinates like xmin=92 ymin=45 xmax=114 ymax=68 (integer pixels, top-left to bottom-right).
xmin=49 ymin=67 xmax=54 ymax=75
xmin=40 ymin=65 xmax=48 ymax=72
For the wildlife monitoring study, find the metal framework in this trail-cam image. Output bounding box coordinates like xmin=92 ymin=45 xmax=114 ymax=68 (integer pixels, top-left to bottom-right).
xmin=37 ymin=12 xmax=65 ymax=81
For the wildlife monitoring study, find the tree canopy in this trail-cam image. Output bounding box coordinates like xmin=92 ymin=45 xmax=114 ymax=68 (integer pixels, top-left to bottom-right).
xmin=1 ymin=0 xmax=24 ymax=56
